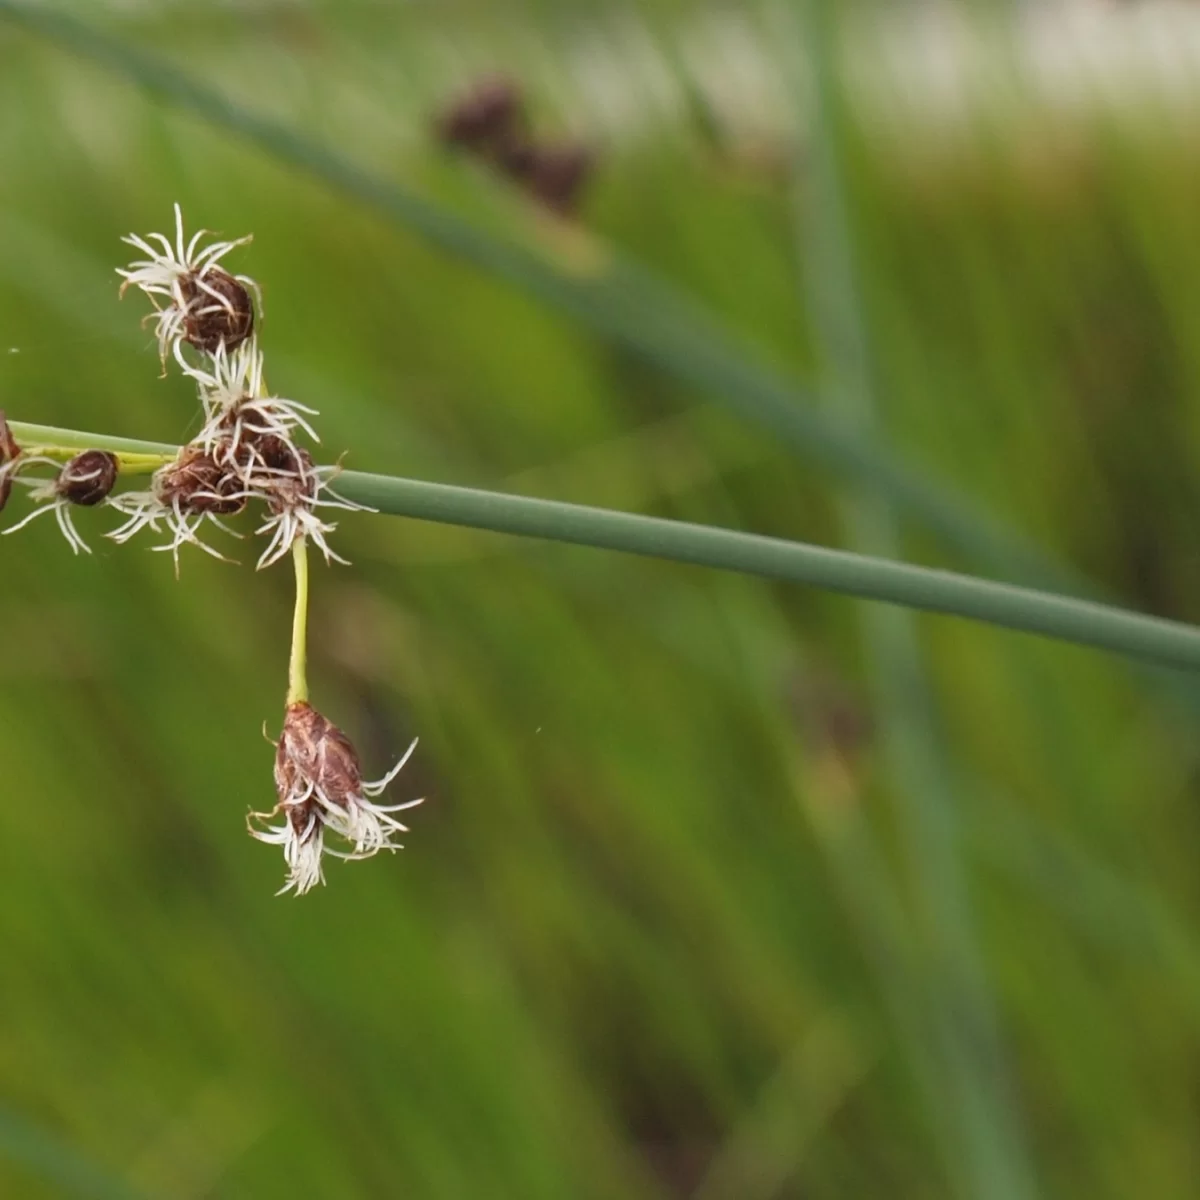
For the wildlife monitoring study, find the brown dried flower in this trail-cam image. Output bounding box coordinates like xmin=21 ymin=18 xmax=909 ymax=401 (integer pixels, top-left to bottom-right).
xmin=107 ymin=444 xmax=250 ymax=572
xmin=249 ymin=701 xmax=422 ymax=895
xmin=185 ymin=340 xmax=320 ymax=481
xmin=3 ymin=449 xmax=119 ymax=554
xmin=57 ymin=450 xmax=118 ymax=507
xmin=154 ymin=445 xmax=247 ymax=516
xmin=175 ymin=268 xmax=255 ymax=355
xmin=118 ymin=203 xmax=260 ymax=370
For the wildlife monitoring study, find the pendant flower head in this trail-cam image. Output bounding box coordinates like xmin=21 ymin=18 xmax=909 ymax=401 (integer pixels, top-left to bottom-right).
xmin=249 ymin=701 xmax=422 ymax=896
xmin=118 ymin=203 xmax=260 ymax=370
xmin=3 ymin=450 xmax=118 ymax=554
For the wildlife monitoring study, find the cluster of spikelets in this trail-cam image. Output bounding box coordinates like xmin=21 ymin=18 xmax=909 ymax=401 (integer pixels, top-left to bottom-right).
xmin=0 ymin=206 xmax=423 ymax=895
xmin=436 ymin=76 xmax=593 ymax=218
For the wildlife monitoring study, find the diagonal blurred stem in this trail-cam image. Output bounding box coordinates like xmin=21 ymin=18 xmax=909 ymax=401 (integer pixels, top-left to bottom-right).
xmin=795 ymin=5 xmax=1037 ymax=1196
xmin=0 ymin=1106 xmax=143 ymax=1200
xmin=0 ymin=0 xmax=1065 ymax=584
xmin=11 ymin=420 xmax=1200 ymax=674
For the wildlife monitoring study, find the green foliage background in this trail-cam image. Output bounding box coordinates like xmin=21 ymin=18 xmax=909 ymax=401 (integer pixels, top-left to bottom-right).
xmin=2 ymin=2 xmax=1199 ymax=1197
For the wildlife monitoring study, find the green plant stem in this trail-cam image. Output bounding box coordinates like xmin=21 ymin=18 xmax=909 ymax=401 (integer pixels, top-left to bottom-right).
xmin=10 ymin=421 xmax=1200 ymax=673
xmin=113 ymin=453 xmax=173 ymax=476
xmin=288 ymin=536 xmax=310 ymax=706
xmin=21 ymin=443 xmax=173 ymax=476
xmin=10 ymin=423 xmax=176 ymax=456
xmin=330 ymin=471 xmax=1200 ymax=672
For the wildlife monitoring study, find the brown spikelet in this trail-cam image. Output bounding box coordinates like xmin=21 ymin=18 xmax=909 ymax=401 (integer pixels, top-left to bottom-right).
xmin=178 ymin=268 xmax=255 ymax=354
xmin=277 ymin=701 xmax=364 ymax=811
xmin=155 ymin=445 xmax=246 ymax=516
xmin=58 ymin=451 xmax=118 ymax=507
xmin=436 ymin=77 xmax=524 ymax=150
xmin=525 ymin=142 xmax=594 ymax=217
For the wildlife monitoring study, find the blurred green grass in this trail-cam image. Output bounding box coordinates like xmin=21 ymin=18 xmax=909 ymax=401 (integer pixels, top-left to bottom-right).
xmin=4 ymin=2 xmax=1200 ymax=1197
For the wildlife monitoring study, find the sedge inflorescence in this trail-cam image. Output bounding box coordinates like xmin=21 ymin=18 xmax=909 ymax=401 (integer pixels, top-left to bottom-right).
xmin=111 ymin=207 xmax=363 ymax=576
xmin=1 ymin=205 xmax=424 ymax=896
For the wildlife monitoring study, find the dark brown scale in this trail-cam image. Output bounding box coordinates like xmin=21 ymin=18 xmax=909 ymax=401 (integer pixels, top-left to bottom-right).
xmin=207 ymin=405 xmax=308 ymax=483
xmin=278 ymin=702 xmax=364 ymax=812
xmin=493 ymin=137 xmax=539 ymax=183
xmin=287 ymin=799 xmax=320 ymax=839
xmin=492 ymin=138 xmax=594 ymax=217
xmin=178 ymin=268 xmax=255 ymax=353
xmin=436 ymin=77 xmax=524 ymax=150
xmin=59 ymin=451 xmax=118 ymax=507
xmin=223 ymin=403 xmax=278 ymax=436
xmin=265 ymin=473 xmax=318 ymax=516
xmin=218 ymin=427 xmax=316 ymax=516
xmin=282 ymin=444 xmax=314 ymax=476
xmin=244 ymin=440 xmax=318 ymax=515
xmin=254 ymin=435 xmax=308 ymax=474
xmin=273 ymin=737 xmax=318 ymax=835
xmin=0 ymin=411 xmax=17 ymax=464
xmin=221 ymin=400 xmax=294 ymax=432
xmin=525 ymin=142 xmax=594 ymax=217
xmin=156 ymin=446 xmax=245 ymax=516
xmin=0 ymin=410 xmax=20 ymax=515
xmin=226 ymin=420 xmax=307 ymax=477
